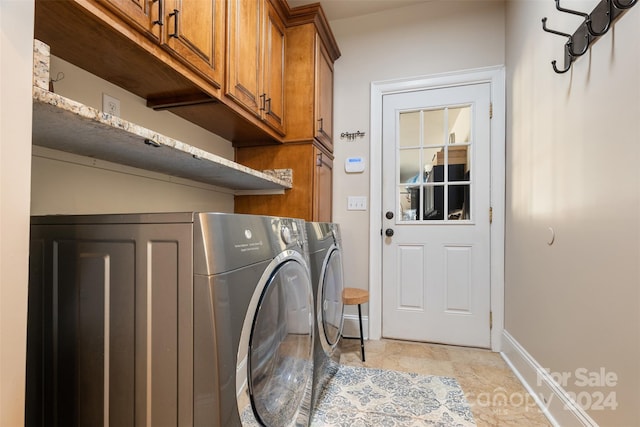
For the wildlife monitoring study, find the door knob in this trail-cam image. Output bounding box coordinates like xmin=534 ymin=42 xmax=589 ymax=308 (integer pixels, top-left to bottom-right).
xmin=385 ymin=228 xmax=394 ymax=237
xmin=385 ymin=211 xmax=394 ymax=219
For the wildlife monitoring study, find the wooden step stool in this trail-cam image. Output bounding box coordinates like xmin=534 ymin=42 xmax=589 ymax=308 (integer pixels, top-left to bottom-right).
xmin=342 ymin=287 xmax=369 ymax=362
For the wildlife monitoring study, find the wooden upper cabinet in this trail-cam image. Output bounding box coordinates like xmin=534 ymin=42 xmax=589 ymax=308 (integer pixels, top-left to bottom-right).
xmin=34 ymin=0 xmax=339 ymax=146
xmin=161 ymin=0 xmax=225 ymax=90
xmin=315 ymin=38 xmax=334 ymax=152
xmin=261 ymin=2 xmax=286 ymax=134
xmin=226 ymin=0 xmax=261 ymax=115
xmin=99 ymin=0 xmax=224 ymax=92
xmin=102 ymin=0 xmax=161 ymax=40
xmin=226 ymin=0 xmax=286 ymax=136
xmin=283 ymin=11 xmax=340 ymax=152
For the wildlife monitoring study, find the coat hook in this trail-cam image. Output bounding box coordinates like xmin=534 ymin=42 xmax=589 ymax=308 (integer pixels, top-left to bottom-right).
xmin=541 ymin=17 xmax=572 ymax=38
xmin=553 ymin=0 xmax=591 ymax=56
xmin=555 ymin=0 xmax=588 ymax=18
xmin=551 ymin=58 xmax=572 ymax=74
xmin=340 ymin=131 xmax=366 ymax=141
xmin=542 ymin=18 xmax=575 ymax=73
xmin=569 ymin=34 xmax=589 ymax=56
xmin=612 ymin=0 xmax=637 ymax=9
xmin=541 ymin=16 xmax=588 ymax=59
xmin=586 ymin=0 xmax=612 ymax=36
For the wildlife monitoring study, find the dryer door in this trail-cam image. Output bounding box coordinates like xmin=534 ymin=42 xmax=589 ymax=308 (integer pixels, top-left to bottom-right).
xmin=319 ymin=246 xmax=345 ymax=350
xmin=247 ymin=255 xmax=313 ymax=426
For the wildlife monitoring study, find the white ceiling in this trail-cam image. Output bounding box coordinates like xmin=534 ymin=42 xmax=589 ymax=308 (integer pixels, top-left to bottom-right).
xmin=287 ymin=0 xmax=429 ymax=21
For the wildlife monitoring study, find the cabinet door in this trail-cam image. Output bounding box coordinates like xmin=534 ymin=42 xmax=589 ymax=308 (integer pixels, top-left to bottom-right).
xmin=162 ymin=0 xmax=225 ymax=89
xmin=313 ymin=146 xmax=333 ymax=222
xmin=226 ymin=0 xmax=262 ymax=116
xmin=315 ymin=36 xmax=334 ymax=152
xmin=26 ymin=222 xmax=194 ymax=427
xmin=261 ymin=0 xmax=286 ymax=135
xmin=235 ymin=144 xmax=314 ymax=220
xmin=103 ymin=0 xmax=161 ymax=40
xmin=235 ymin=143 xmax=333 ymax=222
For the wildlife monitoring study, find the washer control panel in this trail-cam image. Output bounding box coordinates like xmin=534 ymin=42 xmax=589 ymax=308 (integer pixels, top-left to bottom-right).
xmin=278 ymin=218 xmax=306 ymax=250
xmin=281 ymin=225 xmax=293 ymax=244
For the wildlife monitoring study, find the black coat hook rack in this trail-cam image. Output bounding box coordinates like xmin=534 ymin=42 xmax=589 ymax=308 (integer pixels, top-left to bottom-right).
xmin=340 ymin=131 xmax=366 ymax=141
xmin=542 ymin=0 xmax=637 ymax=74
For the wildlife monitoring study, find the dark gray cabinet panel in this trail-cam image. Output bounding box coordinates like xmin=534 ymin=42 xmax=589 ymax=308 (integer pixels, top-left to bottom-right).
xmin=56 ymin=240 xmax=135 ymax=426
xmin=27 ymin=221 xmax=193 ymax=427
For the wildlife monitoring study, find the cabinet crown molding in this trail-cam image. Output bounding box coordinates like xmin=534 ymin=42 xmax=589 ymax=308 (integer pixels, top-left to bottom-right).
xmin=278 ymin=0 xmax=341 ymax=62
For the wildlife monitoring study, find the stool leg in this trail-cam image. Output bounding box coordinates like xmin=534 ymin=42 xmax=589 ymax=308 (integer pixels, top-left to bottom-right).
xmin=357 ymin=303 xmax=365 ymax=362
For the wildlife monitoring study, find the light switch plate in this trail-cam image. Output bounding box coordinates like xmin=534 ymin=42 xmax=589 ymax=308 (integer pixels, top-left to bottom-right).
xmin=347 ymin=196 xmax=367 ymax=211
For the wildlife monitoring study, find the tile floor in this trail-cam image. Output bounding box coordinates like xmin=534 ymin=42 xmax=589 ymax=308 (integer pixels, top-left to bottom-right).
xmin=340 ymin=338 xmax=552 ymax=426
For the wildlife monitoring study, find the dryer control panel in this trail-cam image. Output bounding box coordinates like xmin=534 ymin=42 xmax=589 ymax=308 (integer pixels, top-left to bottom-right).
xmin=277 ymin=218 xmax=307 ymax=252
xmin=281 ymin=224 xmax=293 ymax=244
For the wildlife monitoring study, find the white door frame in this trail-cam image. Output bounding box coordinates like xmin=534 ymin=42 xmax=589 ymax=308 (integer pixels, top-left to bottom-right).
xmin=369 ymin=66 xmax=505 ymax=351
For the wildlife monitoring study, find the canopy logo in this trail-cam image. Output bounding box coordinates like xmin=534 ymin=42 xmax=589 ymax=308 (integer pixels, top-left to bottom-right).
xmin=469 ymin=367 xmax=619 ymax=414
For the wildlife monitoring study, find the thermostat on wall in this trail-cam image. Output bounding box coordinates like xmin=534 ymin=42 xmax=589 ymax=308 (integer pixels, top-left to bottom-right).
xmin=345 ymin=156 xmax=365 ymax=173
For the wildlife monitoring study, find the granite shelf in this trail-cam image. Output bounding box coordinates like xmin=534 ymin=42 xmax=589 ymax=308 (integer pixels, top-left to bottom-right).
xmin=31 ymin=87 xmax=292 ymax=193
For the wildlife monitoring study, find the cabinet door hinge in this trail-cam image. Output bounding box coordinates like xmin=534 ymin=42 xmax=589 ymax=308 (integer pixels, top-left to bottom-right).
xmin=490 ymin=311 xmax=493 ymax=330
xmin=489 ymin=102 xmax=493 ymax=119
xmin=489 ymin=207 xmax=493 ymax=224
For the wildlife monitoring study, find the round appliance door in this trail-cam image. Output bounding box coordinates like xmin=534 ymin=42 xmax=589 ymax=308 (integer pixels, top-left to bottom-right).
xmin=249 ymin=255 xmax=314 ymax=426
xmin=319 ymin=246 xmax=345 ymax=352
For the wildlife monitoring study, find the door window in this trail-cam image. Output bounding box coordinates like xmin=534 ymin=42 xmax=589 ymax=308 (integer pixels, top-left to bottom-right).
xmin=249 ymin=259 xmax=313 ymax=426
xmin=398 ymin=105 xmax=472 ymax=222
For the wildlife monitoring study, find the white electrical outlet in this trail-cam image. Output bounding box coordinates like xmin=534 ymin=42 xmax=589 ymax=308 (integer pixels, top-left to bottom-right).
xmin=102 ymin=93 xmax=121 ymax=117
xmin=347 ymin=196 xmax=367 ymax=211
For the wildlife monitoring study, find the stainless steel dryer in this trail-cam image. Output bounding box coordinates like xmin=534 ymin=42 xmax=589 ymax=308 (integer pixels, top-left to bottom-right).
xmin=194 ymin=213 xmax=314 ymax=427
xmin=304 ymin=222 xmax=345 ymax=411
xmin=26 ymin=212 xmax=314 ymax=427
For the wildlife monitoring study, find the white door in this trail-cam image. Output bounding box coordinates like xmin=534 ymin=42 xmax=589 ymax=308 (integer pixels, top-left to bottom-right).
xmin=381 ymin=83 xmax=492 ymax=348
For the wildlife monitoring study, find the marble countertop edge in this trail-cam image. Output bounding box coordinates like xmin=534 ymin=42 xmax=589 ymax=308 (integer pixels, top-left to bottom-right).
xmin=31 ymin=86 xmax=293 ymax=192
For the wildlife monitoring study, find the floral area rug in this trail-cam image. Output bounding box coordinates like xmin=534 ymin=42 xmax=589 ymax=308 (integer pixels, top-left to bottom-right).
xmin=311 ymin=365 xmax=476 ymax=427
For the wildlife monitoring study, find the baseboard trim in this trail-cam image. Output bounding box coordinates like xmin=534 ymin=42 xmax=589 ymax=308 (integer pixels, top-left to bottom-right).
xmin=342 ymin=313 xmax=368 ymax=340
xmin=500 ymin=330 xmax=599 ymax=427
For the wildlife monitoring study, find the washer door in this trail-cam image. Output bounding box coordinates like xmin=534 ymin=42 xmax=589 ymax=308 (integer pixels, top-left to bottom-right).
xmin=246 ymin=254 xmax=313 ymax=426
xmin=319 ymin=246 xmax=345 ymax=352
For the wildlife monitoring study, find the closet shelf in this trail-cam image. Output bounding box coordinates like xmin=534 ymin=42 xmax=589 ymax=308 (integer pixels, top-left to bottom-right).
xmin=32 ymin=87 xmax=292 ymax=193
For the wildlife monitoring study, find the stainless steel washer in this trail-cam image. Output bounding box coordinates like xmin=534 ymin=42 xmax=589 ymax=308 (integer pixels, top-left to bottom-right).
xmin=194 ymin=213 xmax=314 ymax=427
xmin=305 ymin=222 xmax=345 ymax=412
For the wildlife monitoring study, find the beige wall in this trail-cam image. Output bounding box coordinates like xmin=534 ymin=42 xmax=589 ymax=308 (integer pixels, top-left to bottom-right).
xmin=32 ymin=56 xmax=235 ymax=215
xmin=1 ymin=1 xmax=34 ymax=425
xmin=505 ymin=1 xmax=639 ymax=425
xmin=329 ymin=1 xmax=505 ymax=327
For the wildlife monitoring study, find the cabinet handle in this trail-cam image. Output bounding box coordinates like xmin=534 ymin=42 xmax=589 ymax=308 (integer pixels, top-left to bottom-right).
xmin=169 ymin=9 xmax=179 ymax=38
xmin=153 ymin=0 xmax=164 ymax=26
xmin=317 ymin=118 xmax=323 ymax=133
xmin=265 ymin=97 xmax=272 ymax=115
xmin=259 ymin=93 xmax=266 ymax=111
xmin=316 ymin=153 xmax=323 ymax=166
